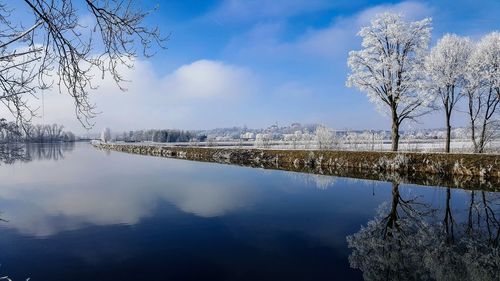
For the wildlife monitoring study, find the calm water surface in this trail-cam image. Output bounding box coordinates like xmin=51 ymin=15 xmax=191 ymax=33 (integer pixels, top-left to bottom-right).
xmin=0 ymin=143 xmax=498 ymax=281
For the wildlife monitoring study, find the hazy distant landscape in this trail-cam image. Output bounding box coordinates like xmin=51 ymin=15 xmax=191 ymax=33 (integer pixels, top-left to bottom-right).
xmin=99 ymin=123 xmax=500 ymax=153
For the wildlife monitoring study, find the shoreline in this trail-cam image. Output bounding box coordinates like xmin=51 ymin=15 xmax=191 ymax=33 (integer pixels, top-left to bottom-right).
xmin=92 ymin=141 xmax=500 ymax=191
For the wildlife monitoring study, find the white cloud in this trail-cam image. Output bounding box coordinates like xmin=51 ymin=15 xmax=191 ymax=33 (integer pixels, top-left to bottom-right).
xmin=226 ymin=1 xmax=433 ymax=60
xmin=298 ymin=1 xmax=432 ymax=58
xmin=356 ymin=1 xmax=432 ymax=24
xmin=162 ymin=60 xmax=256 ymax=98
xmin=27 ymin=59 xmax=258 ymax=133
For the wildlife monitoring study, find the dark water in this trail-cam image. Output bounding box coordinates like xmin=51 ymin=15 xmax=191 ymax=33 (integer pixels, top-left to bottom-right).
xmin=0 ymin=143 xmax=498 ymax=281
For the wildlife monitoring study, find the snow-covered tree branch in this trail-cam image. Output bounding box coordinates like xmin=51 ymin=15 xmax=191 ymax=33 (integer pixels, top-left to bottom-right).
xmin=0 ymin=0 xmax=166 ymax=131
xmin=465 ymin=32 xmax=500 ymax=153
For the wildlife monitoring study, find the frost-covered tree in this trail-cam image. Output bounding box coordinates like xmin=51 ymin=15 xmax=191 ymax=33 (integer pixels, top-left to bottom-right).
xmin=63 ymin=131 xmax=75 ymax=142
xmin=315 ymin=125 xmax=335 ymax=149
xmin=254 ymin=133 xmax=271 ymax=148
xmin=347 ymin=13 xmax=433 ymax=151
xmin=465 ymin=32 xmax=500 ymax=153
xmin=424 ymin=34 xmax=473 ymax=153
xmin=100 ymin=127 xmax=111 ymax=143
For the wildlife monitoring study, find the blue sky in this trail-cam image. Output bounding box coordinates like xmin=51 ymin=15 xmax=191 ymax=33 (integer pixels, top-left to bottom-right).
xmin=32 ymin=0 xmax=500 ymax=133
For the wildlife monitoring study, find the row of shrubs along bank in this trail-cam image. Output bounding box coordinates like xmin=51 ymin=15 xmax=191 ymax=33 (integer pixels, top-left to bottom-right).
xmin=92 ymin=142 xmax=500 ymax=191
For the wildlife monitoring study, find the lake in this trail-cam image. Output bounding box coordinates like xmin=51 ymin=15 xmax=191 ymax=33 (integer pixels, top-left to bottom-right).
xmin=0 ymin=142 xmax=498 ymax=281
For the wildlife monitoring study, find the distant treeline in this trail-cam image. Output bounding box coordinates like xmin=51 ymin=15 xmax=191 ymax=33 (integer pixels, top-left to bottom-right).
xmin=118 ymin=129 xmax=206 ymax=143
xmin=0 ymin=120 xmax=76 ymax=143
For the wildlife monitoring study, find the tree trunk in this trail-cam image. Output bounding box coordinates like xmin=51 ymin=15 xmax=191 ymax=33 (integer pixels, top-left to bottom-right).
xmin=478 ymin=121 xmax=487 ymax=153
xmin=391 ymin=109 xmax=399 ymax=152
xmin=477 ymin=102 xmax=490 ymax=154
xmin=445 ymin=112 xmax=451 ymax=153
xmin=471 ymin=124 xmax=479 ymax=153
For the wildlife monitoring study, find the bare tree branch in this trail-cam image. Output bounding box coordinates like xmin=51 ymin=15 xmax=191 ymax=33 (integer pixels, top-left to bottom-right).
xmin=0 ymin=0 xmax=166 ymax=131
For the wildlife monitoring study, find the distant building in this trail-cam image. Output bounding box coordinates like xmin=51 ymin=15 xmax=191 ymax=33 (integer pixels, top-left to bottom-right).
xmin=240 ymin=132 xmax=255 ymax=141
xmin=215 ymin=136 xmax=232 ymax=142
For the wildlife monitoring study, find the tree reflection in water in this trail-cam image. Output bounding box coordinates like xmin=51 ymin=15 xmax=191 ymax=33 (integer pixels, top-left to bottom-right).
xmin=0 ymin=143 xmax=29 ymax=164
xmin=347 ymin=182 xmax=500 ymax=281
xmin=0 ymin=143 xmax=76 ymax=228
xmin=0 ymin=142 xmax=75 ymax=164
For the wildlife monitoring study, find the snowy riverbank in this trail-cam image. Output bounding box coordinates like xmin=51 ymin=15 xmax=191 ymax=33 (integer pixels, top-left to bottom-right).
xmin=92 ymin=141 xmax=499 ymax=190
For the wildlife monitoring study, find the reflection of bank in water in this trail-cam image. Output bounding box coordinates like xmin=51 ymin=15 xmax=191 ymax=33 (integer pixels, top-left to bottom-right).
xmin=347 ymin=182 xmax=500 ymax=281
xmin=0 ymin=142 xmax=75 ymax=164
xmin=93 ymin=142 xmax=500 ymax=191
xmin=284 ymin=172 xmax=338 ymax=190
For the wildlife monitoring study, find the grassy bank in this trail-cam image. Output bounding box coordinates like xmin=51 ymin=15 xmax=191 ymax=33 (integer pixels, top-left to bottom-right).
xmin=92 ymin=142 xmax=500 ymax=191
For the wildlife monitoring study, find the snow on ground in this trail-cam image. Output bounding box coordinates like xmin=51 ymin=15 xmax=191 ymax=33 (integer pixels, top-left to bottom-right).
xmin=114 ymin=139 xmax=500 ymax=154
